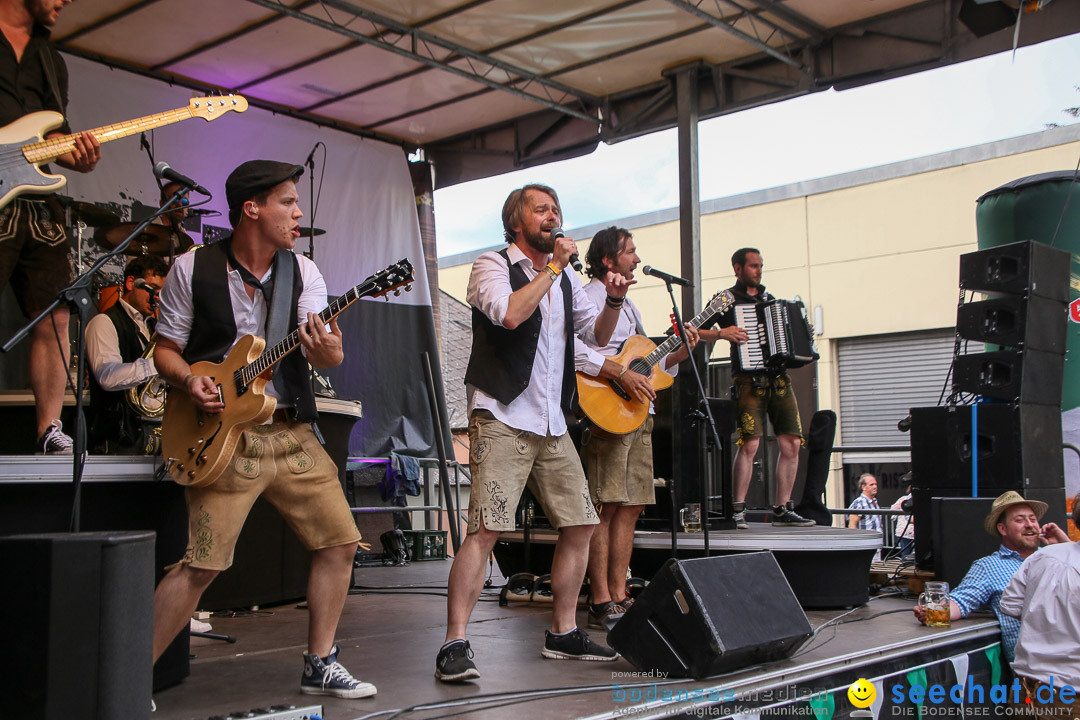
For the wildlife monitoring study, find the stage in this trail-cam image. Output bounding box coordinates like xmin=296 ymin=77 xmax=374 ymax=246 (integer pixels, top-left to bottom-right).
xmin=149 ymin=560 xmax=1006 ymax=720
xmin=494 ymin=525 xmax=884 ymax=608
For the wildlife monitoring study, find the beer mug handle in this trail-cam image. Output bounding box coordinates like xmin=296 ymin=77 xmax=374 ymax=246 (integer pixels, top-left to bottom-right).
xmin=918 ymin=592 xmax=928 ymax=621
xmin=679 ymin=507 xmax=686 ymax=528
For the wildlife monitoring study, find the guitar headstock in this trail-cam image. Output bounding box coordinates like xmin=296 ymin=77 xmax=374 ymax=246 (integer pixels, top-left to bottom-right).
xmin=365 ymin=259 xmax=415 ymax=300
xmin=704 ymin=289 xmax=734 ymax=317
xmin=189 ymin=95 xmax=249 ymax=121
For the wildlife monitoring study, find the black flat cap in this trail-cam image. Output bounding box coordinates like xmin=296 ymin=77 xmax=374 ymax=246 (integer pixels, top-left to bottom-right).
xmin=225 ymin=160 xmax=304 ymax=216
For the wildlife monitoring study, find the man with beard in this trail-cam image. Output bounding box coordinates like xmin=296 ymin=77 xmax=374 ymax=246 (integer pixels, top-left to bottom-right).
xmin=436 ymin=184 xmax=629 ymax=683
xmin=698 ymin=248 xmax=814 ymax=528
xmin=0 ymin=0 xmax=101 ymax=453
xmin=575 ymin=226 xmax=699 ymax=630
xmin=913 ymin=491 xmax=1068 ymax=662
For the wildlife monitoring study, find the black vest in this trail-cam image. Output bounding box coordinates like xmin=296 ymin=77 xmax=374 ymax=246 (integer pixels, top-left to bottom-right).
xmin=184 ymin=239 xmax=317 ymax=422
xmin=88 ymin=303 xmax=146 ymax=450
xmin=464 ymin=248 xmax=576 ymax=412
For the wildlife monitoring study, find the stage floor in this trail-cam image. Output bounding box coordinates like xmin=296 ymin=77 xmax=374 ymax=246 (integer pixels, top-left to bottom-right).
xmin=152 ymin=559 xmax=1002 ymax=720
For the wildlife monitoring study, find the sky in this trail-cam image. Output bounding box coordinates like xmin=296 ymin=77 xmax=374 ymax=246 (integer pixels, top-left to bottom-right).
xmin=433 ymin=31 xmax=1080 ymax=259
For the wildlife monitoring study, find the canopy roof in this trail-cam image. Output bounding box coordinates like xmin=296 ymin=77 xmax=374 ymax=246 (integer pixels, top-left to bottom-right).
xmin=54 ymin=0 xmax=1080 ymax=187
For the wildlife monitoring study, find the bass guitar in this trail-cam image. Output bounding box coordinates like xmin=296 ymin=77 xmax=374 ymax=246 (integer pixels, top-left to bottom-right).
xmin=161 ymin=259 xmax=413 ymax=488
xmin=0 ymin=94 xmax=248 ymax=210
xmin=576 ymin=289 xmax=733 ymax=435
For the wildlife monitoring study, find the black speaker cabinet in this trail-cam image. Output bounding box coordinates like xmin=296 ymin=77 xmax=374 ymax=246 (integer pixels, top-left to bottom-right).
xmin=607 ymin=553 xmax=811 ymax=679
xmin=956 ymin=295 xmax=1067 ymax=353
xmin=958 ymin=240 xmax=1070 ymax=301
xmin=910 ymin=403 xmax=1064 ymax=491
xmin=952 ymin=350 xmax=1064 ymax=405
xmin=0 ymin=531 xmax=155 ymax=720
xmin=926 ymin=497 xmax=1000 ymax=580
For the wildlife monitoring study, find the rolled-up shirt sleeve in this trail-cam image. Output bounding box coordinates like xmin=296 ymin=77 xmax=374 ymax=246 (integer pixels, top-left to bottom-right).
xmin=154 ymin=253 xmax=195 ymax=350
xmin=574 ymin=337 xmax=605 ymax=376
xmin=466 ymin=252 xmax=514 ymax=327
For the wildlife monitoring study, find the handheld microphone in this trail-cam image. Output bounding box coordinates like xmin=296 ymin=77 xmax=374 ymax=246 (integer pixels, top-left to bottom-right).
xmin=642 ymin=265 xmax=690 ymax=287
xmin=154 ymin=162 xmax=210 ymax=196
xmin=549 ymin=227 xmax=582 ymax=272
xmin=304 ymin=142 xmax=319 ymax=169
xmin=134 ymin=279 xmax=158 ymax=295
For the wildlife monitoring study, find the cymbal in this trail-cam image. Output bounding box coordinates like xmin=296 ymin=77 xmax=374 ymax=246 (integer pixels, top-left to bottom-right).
xmin=95 ymin=222 xmax=193 ymax=257
xmin=66 ymin=201 xmax=119 ymax=227
xmin=299 ymin=227 xmax=326 ymax=237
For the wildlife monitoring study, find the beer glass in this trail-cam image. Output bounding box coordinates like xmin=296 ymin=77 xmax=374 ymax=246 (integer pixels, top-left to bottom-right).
xmin=920 ymin=581 xmax=951 ymax=627
xmin=680 ymin=503 xmax=702 ymax=532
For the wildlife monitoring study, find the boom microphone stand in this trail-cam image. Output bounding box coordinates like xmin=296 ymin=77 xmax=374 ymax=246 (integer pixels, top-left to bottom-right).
xmin=656 ymin=277 xmax=734 ymax=559
xmin=1 ymin=186 xmax=193 ymax=532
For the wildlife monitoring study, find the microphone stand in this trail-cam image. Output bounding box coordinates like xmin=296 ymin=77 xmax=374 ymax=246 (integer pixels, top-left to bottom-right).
xmin=658 ymin=278 xmax=732 ymax=560
xmin=304 ymin=142 xmax=319 ymax=261
xmin=1 ymin=188 xmax=191 ymax=532
xmin=141 ymin=134 xmax=185 ymax=263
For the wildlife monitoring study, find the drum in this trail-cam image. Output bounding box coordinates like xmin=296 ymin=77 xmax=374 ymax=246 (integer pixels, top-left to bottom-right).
xmin=97 ymin=284 xmax=121 ymax=312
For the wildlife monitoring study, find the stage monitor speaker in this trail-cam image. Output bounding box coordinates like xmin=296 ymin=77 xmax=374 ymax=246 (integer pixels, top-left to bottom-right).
xmin=952 ymin=350 xmax=1064 ymax=405
xmin=909 ymin=404 xmax=1064 ymax=492
xmin=956 ymin=295 xmax=1067 ymax=353
xmin=607 ymin=553 xmax=811 ymax=679
xmin=928 ymin=497 xmax=1000 ymax=583
xmin=958 ymin=240 xmax=1069 ymax=301
xmin=0 ymin=531 xmax=155 ymax=720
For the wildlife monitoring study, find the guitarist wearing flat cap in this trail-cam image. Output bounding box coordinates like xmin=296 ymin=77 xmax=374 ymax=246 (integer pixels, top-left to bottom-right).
xmin=150 ymin=160 xmax=377 ymax=700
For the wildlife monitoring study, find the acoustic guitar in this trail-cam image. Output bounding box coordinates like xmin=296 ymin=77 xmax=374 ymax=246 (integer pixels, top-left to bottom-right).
xmin=0 ymin=95 xmax=248 ymax=210
xmin=576 ymin=290 xmax=733 ymax=434
xmin=161 ymin=259 xmax=413 ymax=488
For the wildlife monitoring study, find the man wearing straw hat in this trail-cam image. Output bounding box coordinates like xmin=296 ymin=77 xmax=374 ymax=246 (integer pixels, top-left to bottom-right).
xmin=912 ymin=491 xmax=1068 ymax=661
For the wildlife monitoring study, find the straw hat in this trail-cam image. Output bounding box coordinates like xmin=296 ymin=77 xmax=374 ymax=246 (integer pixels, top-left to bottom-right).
xmin=984 ymin=491 xmax=1047 ymax=536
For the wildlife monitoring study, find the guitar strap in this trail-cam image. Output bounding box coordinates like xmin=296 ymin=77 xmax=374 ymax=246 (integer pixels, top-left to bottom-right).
xmin=38 ymin=46 xmax=67 ymax=118
xmin=630 ymin=302 xmax=647 ymax=337
xmin=265 ymin=249 xmax=294 ymax=397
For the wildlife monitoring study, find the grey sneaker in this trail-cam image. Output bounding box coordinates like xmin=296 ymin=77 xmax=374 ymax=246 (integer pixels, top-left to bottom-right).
xmin=37 ymin=420 xmax=73 ymax=455
xmin=587 ymin=601 xmax=627 ymax=630
xmin=733 ymin=502 xmax=749 ymax=530
xmin=435 ymin=639 xmax=480 ymax=682
xmin=301 ymin=645 xmax=376 ymax=698
xmin=772 ymin=502 xmax=815 ymax=527
xmin=542 ymin=628 xmax=618 ymax=661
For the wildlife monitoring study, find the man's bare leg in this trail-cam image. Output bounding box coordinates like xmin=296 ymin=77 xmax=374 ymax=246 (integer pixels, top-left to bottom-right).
xmin=607 ymin=505 xmax=642 ymax=602
xmin=549 ymin=524 xmax=594 ymax=633
xmin=153 ymin=564 xmax=218 ymax=662
xmin=306 ymin=541 xmax=357 ymax=657
xmin=773 ymin=434 xmax=802 ymax=507
xmin=732 ymin=436 xmax=761 ymax=504
xmin=586 ymin=505 xmax=614 ymax=605
xmin=30 ymin=307 xmax=70 ymax=438
xmin=445 ymin=527 xmax=499 ymax=642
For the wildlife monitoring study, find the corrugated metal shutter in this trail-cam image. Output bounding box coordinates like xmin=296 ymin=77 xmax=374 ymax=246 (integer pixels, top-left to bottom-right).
xmin=837 ymin=329 xmax=955 ymax=462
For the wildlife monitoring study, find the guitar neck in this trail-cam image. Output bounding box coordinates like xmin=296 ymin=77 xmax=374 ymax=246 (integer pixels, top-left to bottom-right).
xmin=639 ymin=299 xmax=727 ymax=370
xmin=239 ymin=285 xmax=365 ymax=384
xmin=21 ymin=107 xmax=198 ymax=164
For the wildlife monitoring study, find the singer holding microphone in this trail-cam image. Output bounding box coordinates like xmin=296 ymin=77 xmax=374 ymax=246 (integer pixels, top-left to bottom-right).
xmin=436 ymin=184 xmax=630 ymax=682
xmin=84 ymin=254 xmax=169 ymax=454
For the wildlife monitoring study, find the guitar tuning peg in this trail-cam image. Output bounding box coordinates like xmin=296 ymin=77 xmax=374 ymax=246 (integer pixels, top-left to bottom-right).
xmin=405 ymin=284 xmax=413 ymax=292
xmin=393 ymin=289 xmax=401 ymax=296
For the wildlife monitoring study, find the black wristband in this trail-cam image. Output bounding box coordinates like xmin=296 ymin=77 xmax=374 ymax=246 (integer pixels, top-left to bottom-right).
xmin=606 ymin=294 xmax=624 ymax=306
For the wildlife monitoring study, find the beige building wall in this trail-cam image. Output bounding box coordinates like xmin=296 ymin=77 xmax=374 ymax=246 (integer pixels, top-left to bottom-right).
xmin=437 ymin=125 xmax=1080 ymax=509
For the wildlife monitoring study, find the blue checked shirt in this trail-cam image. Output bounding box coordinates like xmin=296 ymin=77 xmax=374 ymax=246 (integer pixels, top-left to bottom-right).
xmin=847 ymin=495 xmax=881 ymax=532
xmin=949 ymin=545 xmax=1026 ymax=662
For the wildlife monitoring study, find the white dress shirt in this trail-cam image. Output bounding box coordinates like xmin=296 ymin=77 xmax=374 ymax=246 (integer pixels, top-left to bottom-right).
xmin=156 ymin=248 xmax=328 ymax=404
xmin=466 ymin=244 xmax=602 ymax=436
xmin=1001 ymin=540 xmax=1080 ymax=686
xmin=85 ymin=298 xmax=155 ymax=391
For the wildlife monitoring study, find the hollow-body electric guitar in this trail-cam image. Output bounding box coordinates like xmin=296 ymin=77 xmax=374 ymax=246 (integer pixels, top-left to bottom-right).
xmin=161 ymin=259 xmax=413 ymax=488
xmin=0 ymin=95 xmax=248 ymax=210
xmin=576 ymin=290 xmax=733 ymax=434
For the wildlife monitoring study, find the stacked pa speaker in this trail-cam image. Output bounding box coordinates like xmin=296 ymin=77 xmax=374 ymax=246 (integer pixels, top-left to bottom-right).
xmin=911 ymin=240 xmax=1069 ymax=571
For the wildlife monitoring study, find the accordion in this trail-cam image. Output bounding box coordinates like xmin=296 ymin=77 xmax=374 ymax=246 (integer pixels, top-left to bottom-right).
xmin=733 ymin=299 xmax=819 ymax=373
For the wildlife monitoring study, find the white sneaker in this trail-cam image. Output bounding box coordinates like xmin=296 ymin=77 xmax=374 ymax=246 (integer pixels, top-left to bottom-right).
xmin=189 ymin=617 xmax=213 ymax=633
xmin=37 ymin=420 xmax=73 ymax=455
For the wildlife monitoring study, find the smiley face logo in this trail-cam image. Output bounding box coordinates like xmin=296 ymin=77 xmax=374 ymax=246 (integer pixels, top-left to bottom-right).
xmin=848 ymin=678 xmax=876 ymax=708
